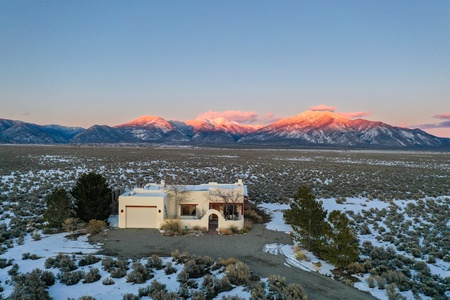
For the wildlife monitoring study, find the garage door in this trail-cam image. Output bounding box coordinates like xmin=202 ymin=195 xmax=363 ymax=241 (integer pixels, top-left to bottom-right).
xmin=126 ymin=206 xmax=157 ymax=228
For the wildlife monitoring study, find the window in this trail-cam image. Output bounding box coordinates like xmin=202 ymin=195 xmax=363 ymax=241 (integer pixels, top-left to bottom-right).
xmin=181 ymin=204 xmax=197 ymax=216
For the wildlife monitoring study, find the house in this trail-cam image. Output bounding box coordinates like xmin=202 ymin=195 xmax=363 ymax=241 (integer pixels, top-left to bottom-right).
xmin=118 ymin=180 xmax=246 ymax=231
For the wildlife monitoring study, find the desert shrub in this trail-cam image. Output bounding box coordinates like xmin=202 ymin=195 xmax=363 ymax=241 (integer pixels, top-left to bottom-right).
xmin=295 ymin=251 xmax=306 ymax=261
xmin=17 ymin=233 xmax=25 ymax=245
xmin=244 ymin=219 xmax=253 ymax=230
xmin=239 ymin=227 xmax=249 ymax=234
xmin=229 ymin=225 xmax=239 ymax=234
xmin=412 ymin=261 xmax=430 ymax=276
xmin=267 ymin=274 xmax=286 ymax=297
xmin=138 ymin=280 xmax=177 ymax=300
xmin=79 ymin=297 xmax=96 ymax=300
xmin=386 ymin=283 xmax=406 ymax=300
xmin=213 ymin=275 xmax=232 ymax=294
xmin=250 ymin=282 xmax=267 ymax=300
xmin=341 ymin=278 xmax=354 ymax=287
xmin=87 ymin=219 xmax=106 ymax=235
xmin=197 ymin=255 xmax=215 ymax=268
xmin=8 ymin=263 xmax=19 ymax=276
xmin=177 ymin=269 xmax=188 ymax=283
xmin=312 ymin=261 xmax=321 ymax=267
xmin=427 ymin=255 xmax=436 ymax=264
xmin=109 ymin=267 xmax=127 ymax=278
xmin=31 ymin=231 xmax=41 ymax=241
xmin=183 ymin=258 xmax=208 ymax=278
xmin=201 ymin=275 xmax=216 ymax=300
xmin=122 ymin=293 xmax=139 ymax=300
xmin=22 ymin=252 xmax=42 ymax=260
xmin=176 ymin=269 xmax=198 ymax=289
xmin=283 ymin=283 xmax=308 ymax=300
xmin=58 ymin=270 xmax=85 ymax=285
xmin=219 ymin=257 xmax=238 ymax=266
xmin=79 ymin=254 xmax=101 ymax=266
xmin=225 ymin=261 xmax=251 ymax=286
xmin=172 ymin=249 xmax=191 ymax=264
xmin=115 ymin=259 xmax=129 ymax=269
xmin=146 ymin=254 xmax=163 ymax=270
xmin=9 ymin=269 xmax=52 ymax=300
xmin=346 ymin=262 xmax=365 ymax=274
xmin=361 ymin=240 xmax=374 ymax=255
xmin=63 ymin=218 xmax=82 ymax=233
xmin=0 ymin=257 xmax=13 ymax=268
xmin=164 ymin=262 xmax=177 ymax=275
xmin=219 ymin=228 xmax=233 ymax=235
xmin=83 ymin=268 xmax=101 ymax=283
xmin=375 ymin=276 xmax=387 ymax=290
xmin=40 ymin=270 xmax=56 ymax=286
xmin=191 ymin=290 xmax=206 ymax=300
xmin=102 ymin=277 xmax=115 ymax=285
xmin=336 ymin=197 xmax=346 ymax=204
xmin=367 ymin=276 xmax=375 ymax=288
xmin=160 ymin=218 xmax=182 ymax=235
xmin=101 ymin=257 xmax=114 ymax=271
xmin=382 ymin=270 xmax=410 ymax=288
xmin=178 ymin=282 xmax=190 ymax=298
xmin=106 ymin=258 xmax=129 ymax=278
xmin=411 ymin=248 xmax=421 ymax=258
xmin=244 ymin=209 xmax=263 ymax=223
xmin=45 ymin=253 xmax=77 ymax=272
xmin=126 ymin=262 xmax=153 ymax=284
xmin=192 ymin=225 xmax=208 ymax=233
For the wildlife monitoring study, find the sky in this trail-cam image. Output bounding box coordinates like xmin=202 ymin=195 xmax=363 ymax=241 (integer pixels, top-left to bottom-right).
xmin=1 ymin=0 xmax=449 ymax=137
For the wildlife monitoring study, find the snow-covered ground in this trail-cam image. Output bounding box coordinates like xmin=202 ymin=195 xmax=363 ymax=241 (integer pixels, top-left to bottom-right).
xmin=258 ymin=198 xmax=450 ymax=300
xmin=0 ymin=198 xmax=448 ymax=299
xmin=0 ymin=229 xmax=253 ymax=299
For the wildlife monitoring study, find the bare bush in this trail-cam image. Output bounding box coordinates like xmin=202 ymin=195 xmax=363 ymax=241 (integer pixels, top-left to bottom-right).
xmin=87 ymin=219 xmax=106 ymax=235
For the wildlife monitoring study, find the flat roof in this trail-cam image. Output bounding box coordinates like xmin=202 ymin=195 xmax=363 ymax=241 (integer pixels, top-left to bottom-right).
xmin=122 ymin=182 xmax=248 ymax=197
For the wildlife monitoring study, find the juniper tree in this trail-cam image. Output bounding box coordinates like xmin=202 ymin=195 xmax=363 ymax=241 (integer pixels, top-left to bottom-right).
xmin=71 ymin=172 xmax=112 ymax=222
xmin=284 ymin=187 xmax=327 ymax=255
xmin=320 ymin=210 xmax=359 ymax=268
xmin=44 ymin=188 xmax=72 ymax=229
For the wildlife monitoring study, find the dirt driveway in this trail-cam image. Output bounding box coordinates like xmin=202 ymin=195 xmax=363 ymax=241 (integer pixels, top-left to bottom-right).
xmin=91 ymin=224 xmax=375 ymax=300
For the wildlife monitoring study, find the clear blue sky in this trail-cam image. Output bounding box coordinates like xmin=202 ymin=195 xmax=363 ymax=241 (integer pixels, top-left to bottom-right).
xmin=1 ymin=0 xmax=449 ymax=137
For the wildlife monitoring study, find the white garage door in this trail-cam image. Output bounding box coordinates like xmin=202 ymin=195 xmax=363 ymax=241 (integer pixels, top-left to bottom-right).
xmin=126 ymin=206 xmax=157 ymax=228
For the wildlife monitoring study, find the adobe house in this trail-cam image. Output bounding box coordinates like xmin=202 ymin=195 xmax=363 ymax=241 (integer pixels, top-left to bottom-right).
xmin=118 ymin=180 xmax=246 ymax=231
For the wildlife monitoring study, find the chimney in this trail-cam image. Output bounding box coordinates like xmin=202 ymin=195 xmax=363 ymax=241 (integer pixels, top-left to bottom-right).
xmin=160 ymin=180 xmax=165 ymax=187
xmin=237 ymin=179 xmax=243 ymax=185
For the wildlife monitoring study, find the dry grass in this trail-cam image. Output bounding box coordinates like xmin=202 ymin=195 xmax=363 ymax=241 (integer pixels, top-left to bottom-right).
xmin=218 ymin=228 xmax=233 ymax=235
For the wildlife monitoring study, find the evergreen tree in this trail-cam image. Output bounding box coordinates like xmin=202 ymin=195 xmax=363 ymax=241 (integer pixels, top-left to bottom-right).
xmin=321 ymin=210 xmax=359 ymax=268
xmin=71 ymin=172 xmax=112 ymax=222
xmin=284 ymin=187 xmax=327 ymax=255
xmin=43 ymin=188 xmax=71 ymax=229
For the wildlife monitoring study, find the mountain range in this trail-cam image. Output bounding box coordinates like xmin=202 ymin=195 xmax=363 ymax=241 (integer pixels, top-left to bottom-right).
xmin=1 ymin=111 xmax=449 ymax=149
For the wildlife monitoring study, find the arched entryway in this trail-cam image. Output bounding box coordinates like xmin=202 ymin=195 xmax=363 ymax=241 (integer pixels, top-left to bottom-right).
xmin=208 ymin=213 xmax=219 ymax=234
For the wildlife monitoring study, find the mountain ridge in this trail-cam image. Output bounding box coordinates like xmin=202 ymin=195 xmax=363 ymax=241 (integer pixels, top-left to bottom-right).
xmin=1 ymin=112 xmax=449 ymax=149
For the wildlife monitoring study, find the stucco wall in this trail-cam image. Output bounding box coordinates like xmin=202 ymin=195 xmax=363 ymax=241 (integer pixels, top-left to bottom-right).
xmin=118 ymin=194 xmax=167 ymax=228
xmin=179 ymin=209 xmax=244 ymax=230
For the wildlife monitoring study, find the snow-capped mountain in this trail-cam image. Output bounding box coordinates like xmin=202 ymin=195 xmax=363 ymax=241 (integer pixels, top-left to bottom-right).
xmin=115 ymin=116 xmax=190 ymax=142
xmin=1 ymin=112 xmax=449 ymax=149
xmin=71 ymin=125 xmax=135 ymax=144
xmin=185 ymin=118 xmax=258 ymax=143
xmin=239 ymin=111 xmax=447 ymax=148
xmin=0 ymin=119 xmax=83 ymax=144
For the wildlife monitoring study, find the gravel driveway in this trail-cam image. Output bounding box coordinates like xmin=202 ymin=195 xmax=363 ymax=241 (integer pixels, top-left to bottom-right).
xmin=90 ymin=224 xmax=375 ymax=300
